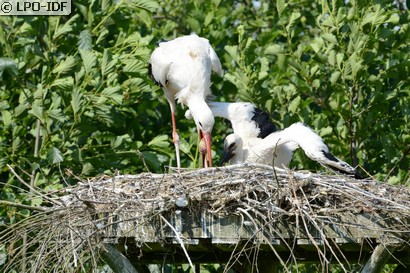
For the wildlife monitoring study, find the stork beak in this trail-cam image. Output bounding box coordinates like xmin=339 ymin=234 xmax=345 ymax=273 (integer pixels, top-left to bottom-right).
xmin=219 ymin=147 xmax=234 ymax=166
xmin=202 ymin=132 xmax=213 ymax=167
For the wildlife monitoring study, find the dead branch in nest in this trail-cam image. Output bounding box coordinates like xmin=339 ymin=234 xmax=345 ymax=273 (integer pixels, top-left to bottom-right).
xmin=1 ymin=164 xmax=409 ymax=273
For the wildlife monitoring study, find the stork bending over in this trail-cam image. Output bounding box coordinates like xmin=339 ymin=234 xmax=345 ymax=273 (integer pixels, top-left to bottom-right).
xmin=187 ymin=101 xmax=360 ymax=177
xmin=149 ymin=34 xmax=222 ymax=167
xmin=220 ymin=123 xmax=358 ymax=176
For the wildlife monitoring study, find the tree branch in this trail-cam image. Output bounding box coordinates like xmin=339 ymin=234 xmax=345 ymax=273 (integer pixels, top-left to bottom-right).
xmin=0 ymin=200 xmax=46 ymax=212
xmin=100 ymin=243 xmax=140 ymax=273
xmin=361 ymin=244 xmax=397 ymax=273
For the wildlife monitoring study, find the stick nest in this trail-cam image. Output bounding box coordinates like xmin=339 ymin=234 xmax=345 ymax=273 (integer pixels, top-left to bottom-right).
xmin=1 ymin=164 xmax=410 ymax=272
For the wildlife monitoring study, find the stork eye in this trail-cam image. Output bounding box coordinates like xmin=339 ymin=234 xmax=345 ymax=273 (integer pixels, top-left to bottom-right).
xmin=229 ymin=143 xmax=235 ymax=149
xmin=199 ymin=122 xmax=202 ymax=127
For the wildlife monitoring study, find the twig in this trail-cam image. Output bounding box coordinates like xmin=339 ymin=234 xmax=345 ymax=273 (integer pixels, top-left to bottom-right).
xmin=30 ymin=118 xmax=41 ymax=189
xmin=0 ymin=200 xmax=46 ymax=212
xmin=237 ymin=207 xmax=292 ymax=273
xmin=159 ymin=215 xmax=196 ymax=273
xmin=7 ymin=164 xmax=61 ymax=206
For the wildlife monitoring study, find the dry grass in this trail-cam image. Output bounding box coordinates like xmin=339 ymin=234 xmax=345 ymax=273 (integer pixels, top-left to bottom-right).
xmin=1 ymin=164 xmax=410 ymax=272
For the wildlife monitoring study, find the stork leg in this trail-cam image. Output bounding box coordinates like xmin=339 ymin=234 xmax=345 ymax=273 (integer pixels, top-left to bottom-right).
xmin=171 ymin=111 xmax=181 ymax=168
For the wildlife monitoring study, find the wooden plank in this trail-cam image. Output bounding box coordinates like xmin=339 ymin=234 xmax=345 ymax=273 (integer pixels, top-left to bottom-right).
xmin=104 ymin=211 xmax=405 ymax=243
xmin=100 ymin=209 xmax=409 ymax=266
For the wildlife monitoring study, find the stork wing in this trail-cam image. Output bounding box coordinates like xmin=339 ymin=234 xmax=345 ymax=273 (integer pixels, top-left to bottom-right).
xmin=193 ymin=34 xmax=222 ymax=76
xmin=149 ymin=47 xmax=171 ymax=87
xmin=209 ymin=46 xmax=223 ymax=77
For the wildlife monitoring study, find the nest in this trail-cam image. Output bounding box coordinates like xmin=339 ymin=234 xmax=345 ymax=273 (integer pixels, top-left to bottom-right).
xmin=1 ymin=164 xmax=410 ymax=272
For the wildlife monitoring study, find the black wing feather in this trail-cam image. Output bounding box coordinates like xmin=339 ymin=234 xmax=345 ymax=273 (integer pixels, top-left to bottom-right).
xmin=251 ymin=108 xmax=277 ymax=138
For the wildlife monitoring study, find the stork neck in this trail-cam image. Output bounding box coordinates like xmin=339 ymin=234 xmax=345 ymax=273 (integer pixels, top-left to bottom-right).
xmin=207 ymin=102 xmax=230 ymax=118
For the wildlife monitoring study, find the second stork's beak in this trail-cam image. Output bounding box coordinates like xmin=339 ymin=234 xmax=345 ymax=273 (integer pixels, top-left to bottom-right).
xmin=219 ymin=143 xmax=235 ymax=166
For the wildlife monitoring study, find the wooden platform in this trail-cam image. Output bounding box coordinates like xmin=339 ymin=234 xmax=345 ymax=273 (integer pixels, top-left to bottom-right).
xmin=102 ymin=209 xmax=410 ymax=266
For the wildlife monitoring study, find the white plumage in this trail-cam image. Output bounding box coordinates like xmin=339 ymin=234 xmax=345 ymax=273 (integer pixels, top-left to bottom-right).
xmin=221 ymin=123 xmax=357 ymax=175
xmin=149 ymin=34 xmax=223 ymax=167
xmin=187 ymin=101 xmax=358 ymax=176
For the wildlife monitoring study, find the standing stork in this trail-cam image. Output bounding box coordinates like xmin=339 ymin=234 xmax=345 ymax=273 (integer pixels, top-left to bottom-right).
xmin=149 ymin=34 xmax=223 ymax=168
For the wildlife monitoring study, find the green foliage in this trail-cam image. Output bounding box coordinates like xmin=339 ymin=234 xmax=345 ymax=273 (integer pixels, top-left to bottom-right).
xmin=0 ymin=0 xmax=408 ymax=242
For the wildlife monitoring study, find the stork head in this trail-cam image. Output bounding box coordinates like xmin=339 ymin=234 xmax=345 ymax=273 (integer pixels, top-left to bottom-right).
xmin=220 ymin=134 xmax=243 ymax=166
xmin=188 ymin=102 xmax=215 ymax=167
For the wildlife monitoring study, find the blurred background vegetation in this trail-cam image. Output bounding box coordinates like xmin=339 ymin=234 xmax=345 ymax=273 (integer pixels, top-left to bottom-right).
xmin=0 ymin=0 xmax=409 ymax=266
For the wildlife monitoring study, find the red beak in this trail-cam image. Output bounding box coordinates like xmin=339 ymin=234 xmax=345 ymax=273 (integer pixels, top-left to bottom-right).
xmin=202 ymin=131 xmax=212 ymax=167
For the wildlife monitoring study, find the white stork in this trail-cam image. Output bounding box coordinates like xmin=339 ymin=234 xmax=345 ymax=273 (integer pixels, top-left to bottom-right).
xmin=220 ymin=123 xmax=359 ymax=176
xmin=149 ymin=34 xmax=223 ymax=168
xmin=187 ymin=101 xmax=360 ymax=177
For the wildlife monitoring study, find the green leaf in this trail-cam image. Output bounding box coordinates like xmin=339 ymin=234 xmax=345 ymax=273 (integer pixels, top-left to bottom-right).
xmin=127 ymin=0 xmax=160 ymax=13
xmin=102 ymin=86 xmax=122 ymax=104
xmin=186 ymin=17 xmax=201 ymax=33
xmin=101 ymin=0 xmax=111 ymax=11
xmin=1 ymin=110 xmax=12 ymax=126
xmin=265 ymin=44 xmax=285 ymax=55
xmin=286 ymin=12 xmax=301 ymax=34
xmin=30 ymin=196 xmax=43 ymax=206
xmin=160 ymin=21 xmax=179 ymax=36
xmin=81 ymin=163 xmax=94 ymax=175
xmin=204 ymin=12 xmax=214 ymax=26
xmin=48 ymin=147 xmax=64 ymax=164
xmin=319 ymin=126 xmax=333 ymax=137
xmin=322 ymin=33 xmax=337 ymax=44
xmin=336 ymin=53 xmax=344 ymax=69
xmin=52 ymin=56 xmax=77 ymax=75
xmin=140 ymin=151 xmax=161 ymax=170
xmin=328 ymin=50 xmax=336 ymax=66
xmin=347 ymin=53 xmax=362 ymax=78
xmin=48 ymin=109 xmax=66 ymax=122
xmin=80 ymin=50 xmax=97 ymax=74
xmin=225 ymin=45 xmax=239 ymax=64
xmin=71 ymin=89 xmax=83 ymax=115
xmin=330 ymin=71 xmax=341 ymax=84
xmin=51 ymin=77 xmax=74 ymax=91
xmin=259 ymin=57 xmax=269 ymax=79
xmin=361 ymin=5 xmax=386 ymax=27
xmin=53 ymin=14 xmax=79 ymax=39
xmin=311 ymin=37 xmax=324 ymax=53
xmin=102 ymin=49 xmax=116 ymax=76
xmin=122 ymin=59 xmax=145 ymax=74
xmin=12 ymin=136 xmax=22 ymax=153
xmin=288 ymin=96 xmax=301 ymax=114
xmin=78 ymin=29 xmax=92 ymax=51
xmin=111 ymin=134 xmax=132 ymax=149
xmin=148 ymin=135 xmax=170 ymax=149
xmin=96 ymin=28 xmax=109 ymax=45
xmin=386 ymin=13 xmax=399 ymax=24
xmin=178 ymin=138 xmax=192 ymax=155
xmin=321 ymin=15 xmax=334 ymax=28
xmin=276 ymin=0 xmax=287 ymax=17
xmin=29 ymin=102 xmax=44 ymax=123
